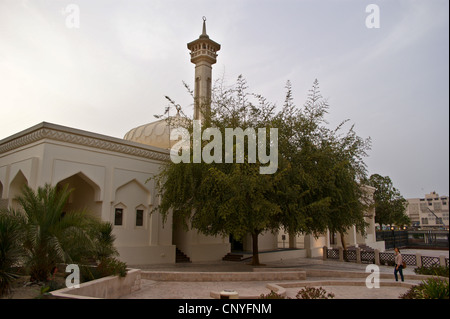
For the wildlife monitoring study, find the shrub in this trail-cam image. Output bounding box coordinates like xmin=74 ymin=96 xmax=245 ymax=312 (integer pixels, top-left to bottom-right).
xmin=5 ymin=184 xmax=125 ymax=284
xmin=260 ymin=286 xmax=335 ymax=299
xmin=0 ymin=212 xmax=24 ymax=297
xmin=38 ymin=278 xmax=66 ymax=297
xmin=414 ymin=265 xmax=449 ymax=277
xmin=13 ymin=184 xmax=99 ymax=282
xmin=79 ymin=265 xmax=101 ymax=282
xmin=418 ymin=277 xmax=449 ymax=299
xmin=400 ymin=277 xmax=449 ymax=299
xmin=97 ymin=257 xmax=128 ymax=278
xmin=399 ymin=283 xmax=426 ymax=299
xmin=259 ymin=291 xmax=286 ymax=299
xmin=296 ymin=287 xmax=335 ymax=299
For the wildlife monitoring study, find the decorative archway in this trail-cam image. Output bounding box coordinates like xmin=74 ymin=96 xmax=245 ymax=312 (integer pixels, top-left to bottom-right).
xmin=9 ymin=170 xmax=28 ymax=210
xmin=56 ymin=172 xmax=102 ymax=219
xmin=0 ymin=180 xmax=6 ymax=210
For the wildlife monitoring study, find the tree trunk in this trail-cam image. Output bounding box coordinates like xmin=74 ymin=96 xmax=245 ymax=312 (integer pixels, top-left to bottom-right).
xmin=339 ymin=231 xmax=347 ymax=250
xmin=251 ymin=232 xmax=261 ymax=266
xmin=288 ymin=231 xmax=297 ymax=249
xmin=339 ymin=231 xmax=348 ymax=262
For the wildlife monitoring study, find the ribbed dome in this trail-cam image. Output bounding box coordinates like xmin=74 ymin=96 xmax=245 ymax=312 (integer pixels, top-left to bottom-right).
xmin=123 ymin=114 xmax=188 ymax=150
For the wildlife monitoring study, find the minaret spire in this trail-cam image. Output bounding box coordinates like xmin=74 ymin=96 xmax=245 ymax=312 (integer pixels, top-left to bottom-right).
xmin=187 ymin=17 xmax=221 ymax=121
xmin=201 ymin=16 xmax=208 ymax=38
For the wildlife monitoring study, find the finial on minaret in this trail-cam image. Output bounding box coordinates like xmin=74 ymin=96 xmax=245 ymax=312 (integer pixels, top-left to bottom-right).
xmin=201 ymin=16 xmax=208 ymax=38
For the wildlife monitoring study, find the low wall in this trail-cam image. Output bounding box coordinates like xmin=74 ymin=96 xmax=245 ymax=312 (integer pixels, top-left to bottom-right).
xmin=241 ymin=249 xmax=307 ymax=262
xmin=141 ymin=270 xmax=306 ymax=281
xmin=50 ymin=269 xmax=141 ymax=299
xmin=254 ymin=267 xmax=437 ymax=281
xmin=117 ymin=246 xmax=175 ymax=265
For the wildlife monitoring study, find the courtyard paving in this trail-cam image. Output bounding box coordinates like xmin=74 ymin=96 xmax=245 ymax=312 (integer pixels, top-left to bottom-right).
xmin=121 ymin=249 xmax=448 ymax=299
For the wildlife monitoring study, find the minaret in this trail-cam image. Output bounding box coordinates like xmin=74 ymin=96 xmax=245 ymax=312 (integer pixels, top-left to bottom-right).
xmin=187 ymin=17 xmax=221 ymax=121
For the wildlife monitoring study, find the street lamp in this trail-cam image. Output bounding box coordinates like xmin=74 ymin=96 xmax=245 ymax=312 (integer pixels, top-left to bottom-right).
xmin=391 ymin=226 xmax=396 ymax=249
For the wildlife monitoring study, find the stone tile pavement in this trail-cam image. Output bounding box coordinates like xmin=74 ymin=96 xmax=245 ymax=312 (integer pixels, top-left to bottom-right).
xmin=121 ymin=251 xmax=449 ymax=299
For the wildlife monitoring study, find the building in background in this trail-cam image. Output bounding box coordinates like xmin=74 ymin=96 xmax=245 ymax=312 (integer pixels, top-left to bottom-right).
xmin=405 ymin=191 xmax=449 ymax=230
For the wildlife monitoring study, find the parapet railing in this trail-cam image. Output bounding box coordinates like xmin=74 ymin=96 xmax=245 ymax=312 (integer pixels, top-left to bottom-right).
xmin=324 ymin=246 xmax=448 ymax=268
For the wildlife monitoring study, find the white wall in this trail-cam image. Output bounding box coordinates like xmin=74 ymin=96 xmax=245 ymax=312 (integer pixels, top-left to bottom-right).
xmin=0 ymin=126 xmax=175 ymax=265
xmin=243 ymin=231 xmax=279 ymax=252
xmin=173 ymin=218 xmax=230 ymax=262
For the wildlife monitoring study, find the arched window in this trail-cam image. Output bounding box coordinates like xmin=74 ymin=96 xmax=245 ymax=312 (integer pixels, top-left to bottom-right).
xmin=115 ymin=208 xmax=124 ymax=226
xmin=113 ymin=203 xmax=127 ymax=227
xmin=135 ymin=204 xmax=146 ymax=227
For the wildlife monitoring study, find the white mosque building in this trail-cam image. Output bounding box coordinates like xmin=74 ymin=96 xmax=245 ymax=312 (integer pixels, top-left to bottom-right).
xmin=0 ymin=19 xmax=383 ymax=266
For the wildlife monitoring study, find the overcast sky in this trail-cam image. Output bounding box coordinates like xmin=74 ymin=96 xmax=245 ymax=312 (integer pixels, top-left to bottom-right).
xmin=0 ymin=0 xmax=448 ymax=199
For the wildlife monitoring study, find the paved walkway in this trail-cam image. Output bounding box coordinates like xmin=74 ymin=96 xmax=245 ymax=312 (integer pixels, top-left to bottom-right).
xmin=121 ymin=252 xmax=449 ymax=299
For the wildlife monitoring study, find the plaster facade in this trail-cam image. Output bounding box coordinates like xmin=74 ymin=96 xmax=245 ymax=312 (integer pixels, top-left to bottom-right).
xmin=0 ymin=122 xmax=175 ymax=265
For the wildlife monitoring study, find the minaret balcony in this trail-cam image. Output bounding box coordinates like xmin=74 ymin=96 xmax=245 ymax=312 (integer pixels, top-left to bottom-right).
xmin=190 ymin=52 xmax=218 ymax=65
xmin=190 ymin=50 xmax=218 ymax=58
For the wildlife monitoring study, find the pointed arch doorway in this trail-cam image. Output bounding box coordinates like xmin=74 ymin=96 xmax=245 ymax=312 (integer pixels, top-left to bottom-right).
xmin=56 ymin=172 xmax=102 ymax=219
xmin=229 ymin=234 xmax=244 ymax=252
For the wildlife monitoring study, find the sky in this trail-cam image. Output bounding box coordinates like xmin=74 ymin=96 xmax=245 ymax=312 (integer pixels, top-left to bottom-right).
xmin=0 ymin=0 xmax=448 ymax=199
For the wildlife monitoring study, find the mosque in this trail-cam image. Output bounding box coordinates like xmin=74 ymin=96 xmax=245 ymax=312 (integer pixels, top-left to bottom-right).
xmin=0 ymin=19 xmax=384 ymax=265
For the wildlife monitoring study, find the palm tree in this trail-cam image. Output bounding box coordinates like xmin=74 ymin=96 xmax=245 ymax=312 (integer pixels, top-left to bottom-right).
xmin=80 ymin=221 xmax=121 ymax=281
xmin=15 ymin=183 xmax=98 ymax=282
xmin=90 ymin=221 xmax=118 ymax=261
xmin=0 ymin=211 xmax=24 ymax=296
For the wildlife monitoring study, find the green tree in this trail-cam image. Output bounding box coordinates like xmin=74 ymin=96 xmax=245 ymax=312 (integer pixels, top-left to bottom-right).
xmin=90 ymin=222 xmax=119 ymax=262
xmin=1 ymin=184 xmax=124 ymax=288
xmin=271 ymin=80 xmax=330 ymax=241
xmin=82 ymin=221 xmax=127 ymax=280
xmin=365 ymin=174 xmax=409 ymax=229
xmin=15 ymin=184 xmax=96 ymax=281
xmin=156 ymin=75 xmax=281 ymax=265
xmin=155 ymin=76 xmax=372 ymax=264
xmin=272 ymin=80 xmax=371 ymax=248
xmin=12 ymin=184 xmax=115 ymax=281
xmin=319 ymin=131 xmax=371 ymax=249
xmin=0 ymin=211 xmax=24 ymax=296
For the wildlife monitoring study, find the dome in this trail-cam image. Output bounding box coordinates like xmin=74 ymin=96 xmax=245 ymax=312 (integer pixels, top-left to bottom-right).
xmin=123 ymin=114 xmax=189 ymax=150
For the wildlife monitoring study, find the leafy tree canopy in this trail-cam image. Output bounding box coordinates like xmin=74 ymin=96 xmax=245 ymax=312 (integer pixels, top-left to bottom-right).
xmin=364 ymin=174 xmax=409 ymax=228
xmin=154 ymin=76 xmax=371 ymax=264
